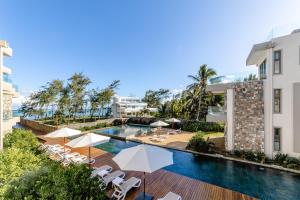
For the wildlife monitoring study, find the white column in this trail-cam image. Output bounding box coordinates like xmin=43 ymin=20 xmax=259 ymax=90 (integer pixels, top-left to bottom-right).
xmin=0 ymin=48 xmax=3 ymax=150
xmin=226 ymin=89 xmax=234 ymax=151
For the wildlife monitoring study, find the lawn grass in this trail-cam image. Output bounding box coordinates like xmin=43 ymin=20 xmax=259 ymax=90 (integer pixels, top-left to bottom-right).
xmin=196 ymin=131 xmax=224 ymax=139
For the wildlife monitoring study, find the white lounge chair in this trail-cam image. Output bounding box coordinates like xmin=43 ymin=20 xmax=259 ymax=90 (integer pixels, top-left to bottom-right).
xmin=91 ymin=165 xmax=113 ymax=178
xmin=158 ymin=192 xmax=182 ymax=200
xmin=111 ymin=177 xmax=141 ymax=200
xmin=99 ymin=170 xmax=126 ymax=190
xmin=70 ymin=155 xmax=95 ymax=165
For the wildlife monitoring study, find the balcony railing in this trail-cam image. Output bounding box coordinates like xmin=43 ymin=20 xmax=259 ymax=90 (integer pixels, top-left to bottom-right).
xmin=208 ymin=106 xmax=225 ymax=114
xmin=3 ymin=73 xmax=12 ymax=83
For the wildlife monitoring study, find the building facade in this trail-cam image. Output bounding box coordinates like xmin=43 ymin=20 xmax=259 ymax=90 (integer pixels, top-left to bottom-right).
xmin=0 ymin=40 xmax=20 ymax=150
xmin=208 ymin=29 xmax=300 ymax=158
xmin=111 ymin=96 xmax=148 ymax=118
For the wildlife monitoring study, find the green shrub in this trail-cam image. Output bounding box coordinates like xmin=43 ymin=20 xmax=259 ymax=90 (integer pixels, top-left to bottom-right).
xmin=286 ymin=164 xmax=300 ymax=170
xmin=126 ymin=117 xmax=158 ymax=125
xmin=274 ymin=153 xmax=288 ymax=165
xmin=112 ymin=119 xmax=123 ymax=126
xmin=244 ymin=151 xmax=266 ymax=163
xmin=180 ymin=120 xmax=224 ymax=132
xmin=232 ymin=150 xmax=265 ymax=163
xmin=285 ymin=157 xmax=300 ymax=166
xmin=186 ymin=133 xmax=215 ymax=153
xmin=4 ymin=162 xmax=108 ymax=200
xmin=79 ymin=123 xmax=109 ymax=131
xmin=0 ymin=148 xmax=43 ymax=196
xmin=4 ymin=129 xmax=40 ymax=153
xmin=233 ymin=150 xmax=245 ymax=158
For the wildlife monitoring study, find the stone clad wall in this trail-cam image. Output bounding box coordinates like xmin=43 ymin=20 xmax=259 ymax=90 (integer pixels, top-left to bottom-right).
xmin=232 ymin=81 xmax=265 ymax=151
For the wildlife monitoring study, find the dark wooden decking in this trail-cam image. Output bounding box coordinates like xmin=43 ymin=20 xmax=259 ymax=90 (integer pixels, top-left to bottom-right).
xmin=37 ymin=133 xmax=256 ymax=200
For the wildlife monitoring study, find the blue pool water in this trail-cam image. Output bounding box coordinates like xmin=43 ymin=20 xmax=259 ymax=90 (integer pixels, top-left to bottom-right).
xmin=96 ymin=139 xmax=300 ymax=200
xmin=96 ymin=125 xmax=150 ymax=137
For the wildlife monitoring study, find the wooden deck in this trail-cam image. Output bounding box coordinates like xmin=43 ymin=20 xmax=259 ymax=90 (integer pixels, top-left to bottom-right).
xmin=37 ymin=133 xmax=256 ymax=200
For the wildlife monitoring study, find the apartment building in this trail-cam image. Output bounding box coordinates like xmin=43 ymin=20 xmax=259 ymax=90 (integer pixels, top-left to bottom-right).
xmin=111 ymin=96 xmax=149 ymax=118
xmin=0 ymin=40 xmax=20 ymax=150
xmin=207 ymin=29 xmax=300 ymax=158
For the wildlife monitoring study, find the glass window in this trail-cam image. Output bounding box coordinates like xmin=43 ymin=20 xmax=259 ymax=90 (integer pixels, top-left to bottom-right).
xmin=274 ymin=89 xmax=281 ymax=113
xmin=259 ymin=59 xmax=267 ymax=79
xmin=273 ymin=50 xmax=282 ymax=74
xmin=274 ymin=128 xmax=281 ymax=151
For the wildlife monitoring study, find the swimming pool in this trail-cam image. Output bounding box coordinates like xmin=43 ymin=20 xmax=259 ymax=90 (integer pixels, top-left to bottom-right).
xmin=96 ymin=125 xmax=150 ymax=137
xmin=96 ymin=139 xmax=300 ymax=200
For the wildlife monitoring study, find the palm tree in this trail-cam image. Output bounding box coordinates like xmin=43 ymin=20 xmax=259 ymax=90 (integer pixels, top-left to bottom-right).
xmin=187 ymin=64 xmax=217 ymax=121
xmin=243 ymin=73 xmax=258 ymax=82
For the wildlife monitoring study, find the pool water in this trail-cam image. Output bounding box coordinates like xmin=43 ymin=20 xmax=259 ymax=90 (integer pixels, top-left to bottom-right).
xmin=96 ymin=125 xmax=150 ymax=137
xmin=96 ymin=139 xmax=300 ymax=200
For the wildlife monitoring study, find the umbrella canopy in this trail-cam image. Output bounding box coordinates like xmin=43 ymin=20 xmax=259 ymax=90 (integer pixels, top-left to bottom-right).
xmin=66 ymin=133 xmax=110 ymax=148
xmin=113 ymin=144 xmax=173 ymax=173
xmin=45 ymin=127 xmax=82 ymax=138
xmin=166 ymin=118 xmax=181 ymax=123
xmin=150 ymin=120 xmax=169 ymax=127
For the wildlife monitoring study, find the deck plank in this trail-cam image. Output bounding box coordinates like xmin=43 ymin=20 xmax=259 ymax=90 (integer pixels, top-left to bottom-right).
xmin=36 ymin=134 xmax=256 ymax=200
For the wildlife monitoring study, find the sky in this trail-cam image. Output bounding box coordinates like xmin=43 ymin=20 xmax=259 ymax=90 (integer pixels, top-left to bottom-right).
xmin=1 ymin=0 xmax=300 ymax=107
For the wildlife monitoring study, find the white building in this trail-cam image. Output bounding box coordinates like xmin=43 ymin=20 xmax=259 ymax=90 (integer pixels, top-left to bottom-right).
xmin=207 ymin=29 xmax=300 ymax=158
xmin=246 ymin=29 xmax=300 ymax=158
xmin=0 ymin=40 xmax=20 ymax=150
xmin=111 ymin=96 xmax=148 ymax=118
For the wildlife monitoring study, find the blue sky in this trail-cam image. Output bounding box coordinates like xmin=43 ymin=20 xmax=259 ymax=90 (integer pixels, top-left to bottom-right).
xmin=1 ymin=0 xmax=300 ymax=102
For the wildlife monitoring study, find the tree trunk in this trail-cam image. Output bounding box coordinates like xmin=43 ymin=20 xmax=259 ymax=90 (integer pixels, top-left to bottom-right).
xmin=196 ymin=92 xmax=202 ymax=121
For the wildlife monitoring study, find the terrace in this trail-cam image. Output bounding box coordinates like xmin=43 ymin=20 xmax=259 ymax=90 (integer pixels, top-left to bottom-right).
xmin=36 ymin=131 xmax=255 ymax=200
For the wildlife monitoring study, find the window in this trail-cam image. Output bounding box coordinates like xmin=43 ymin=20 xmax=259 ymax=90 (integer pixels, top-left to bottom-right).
xmin=274 ymin=128 xmax=281 ymax=151
xmin=259 ymin=59 xmax=267 ymax=79
xmin=274 ymin=89 xmax=281 ymax=113
xmin=273 ymin=50 xmax=282 ymax=74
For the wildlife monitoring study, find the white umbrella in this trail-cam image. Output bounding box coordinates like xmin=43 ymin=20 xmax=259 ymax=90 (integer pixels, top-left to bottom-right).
xmin=150 ymin=120 xmax=169 ymax=127
xmin=166 ymin=118 xmax=181 ymax=123
xmin=45 ymin=128 xmax=82 ymax=152
xmin=166 ymin=118 xmax=181 ymax=129
xmin=113 ymin=144 xmax=173 ymax=198
xmin=66 ymin=133 xmax=110 ymax=165
xmin=45 ymin=127 xmax=82 ymax=138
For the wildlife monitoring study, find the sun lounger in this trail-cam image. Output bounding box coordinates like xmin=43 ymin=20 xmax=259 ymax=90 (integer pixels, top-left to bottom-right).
xmin=111 ymin=177 xmax=141 ymax=200
xmin=99 ymin=170 xmax=126 ymax=190
xmin=150 ymin=135 xmax=165 ymax=142
xmin=70 ymin=155 xmax=95 ymax=165
xmin=91 ymin=165 xmax=113 ymax=178
xmin=158 ymin=192 xmax=182 ymax=200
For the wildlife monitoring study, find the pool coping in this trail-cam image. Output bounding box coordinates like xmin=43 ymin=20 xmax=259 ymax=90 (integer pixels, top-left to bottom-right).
xmin=88 ymin=126 xmax=300 ymax=175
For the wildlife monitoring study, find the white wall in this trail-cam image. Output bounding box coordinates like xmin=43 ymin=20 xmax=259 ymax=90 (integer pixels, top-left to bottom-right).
xmin=267 ymin=32 xmax=300 ymax=157
xmin=226 ymin=89 xmax=234 ymax=151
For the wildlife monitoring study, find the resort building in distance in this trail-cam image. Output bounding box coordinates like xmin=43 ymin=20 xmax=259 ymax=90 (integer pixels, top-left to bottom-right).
xmin=208 ymin=29 xmax=300 ymax=158
xmin=111 ymin=96 xmax=157 ymax=118
xmin=0 ymin=40 xmax=20 ymax=150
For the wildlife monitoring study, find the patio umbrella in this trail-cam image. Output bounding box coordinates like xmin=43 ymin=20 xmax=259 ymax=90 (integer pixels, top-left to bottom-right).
xmin=66 ymin=133 xmax=110 ymax=165
xmin=113 ymin=144 xmax=173 ymax=199
xmin=166 ymin=118 xmax=181 ymax=123
xmin=45 ymin=127 xmax=82 ymax=152
xmin=166 ymin=118 xmax=181 ymax=128
xmin=150 ymin=120 xmax=169 ymax=128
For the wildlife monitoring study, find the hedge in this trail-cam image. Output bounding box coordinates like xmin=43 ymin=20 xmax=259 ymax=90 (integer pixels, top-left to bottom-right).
xmin=126 ymin=117 xmax=159 ymax=125
xmin=1 ymin=129 xmax=108 ymax=200
xmin=180 ymin=120 xmax=224 ymax=132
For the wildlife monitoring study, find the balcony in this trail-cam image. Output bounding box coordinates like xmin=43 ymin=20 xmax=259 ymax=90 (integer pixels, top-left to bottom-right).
xmin=0 ymin=40 xmax=12 ymax=57
xmin=206 ymin=106 xmax=226 ymax=123
xmin=3 ymin=65 xmax=12 ymax=74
